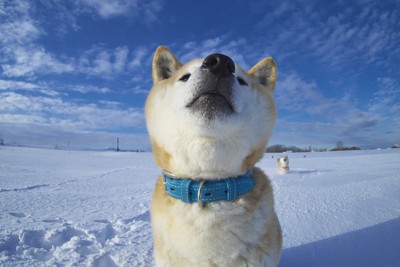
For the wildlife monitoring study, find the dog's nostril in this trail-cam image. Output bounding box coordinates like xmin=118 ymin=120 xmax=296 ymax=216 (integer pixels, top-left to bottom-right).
xmin=203 ymin=55 xmax=219 ymax=68
xmin=202 ymin=53 xmax=235 ymax=76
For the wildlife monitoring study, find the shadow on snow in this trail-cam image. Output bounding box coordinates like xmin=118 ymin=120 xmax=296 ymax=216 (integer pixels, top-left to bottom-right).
xmin=280 ymin=217 xmax=400 ymax=267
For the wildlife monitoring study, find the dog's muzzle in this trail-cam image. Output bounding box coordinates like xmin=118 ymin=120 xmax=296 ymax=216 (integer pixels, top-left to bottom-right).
xmin=186 ymin=54 xmax=236 ymax=119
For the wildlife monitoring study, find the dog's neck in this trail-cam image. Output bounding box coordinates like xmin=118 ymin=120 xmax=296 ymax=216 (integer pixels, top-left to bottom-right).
xmin=166 ymin=137 xmax=250 ymax=180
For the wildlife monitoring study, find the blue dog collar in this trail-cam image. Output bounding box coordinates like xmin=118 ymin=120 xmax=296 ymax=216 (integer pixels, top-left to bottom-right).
xmin=163 ymin=170 xmax=255 ymax=206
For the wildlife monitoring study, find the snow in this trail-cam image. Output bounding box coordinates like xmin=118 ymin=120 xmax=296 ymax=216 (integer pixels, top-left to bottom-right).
xmin=1 ymin=146 xmax=399 ymax=267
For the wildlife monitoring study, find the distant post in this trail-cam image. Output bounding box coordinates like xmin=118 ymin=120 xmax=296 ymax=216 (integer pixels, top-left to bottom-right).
xmin=117 ymin=138 xmax=120 ymax=152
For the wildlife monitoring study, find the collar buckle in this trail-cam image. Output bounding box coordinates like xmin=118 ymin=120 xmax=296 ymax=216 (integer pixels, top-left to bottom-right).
xmin=197 ymin=180 xmax=206 ymax=208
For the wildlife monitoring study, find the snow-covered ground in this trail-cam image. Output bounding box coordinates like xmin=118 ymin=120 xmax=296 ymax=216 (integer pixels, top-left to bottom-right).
xmin=0 ymin=146 xmax=399 ymax=267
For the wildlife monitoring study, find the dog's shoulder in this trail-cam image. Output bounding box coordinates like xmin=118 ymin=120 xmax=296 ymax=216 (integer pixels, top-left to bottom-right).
xmin=241 ymin=167 xmax=276 ymax=210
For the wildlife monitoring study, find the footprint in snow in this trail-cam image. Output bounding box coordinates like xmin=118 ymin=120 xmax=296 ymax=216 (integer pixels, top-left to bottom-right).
xmin=8 ymin=212 xmax=26 ymax=218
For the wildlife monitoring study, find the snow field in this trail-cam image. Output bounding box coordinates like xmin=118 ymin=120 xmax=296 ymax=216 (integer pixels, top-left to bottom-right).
xmin=1 ymin=147 xmax=158 ymax=266
xmin=1 ymin=146 xmax=399 ymax=266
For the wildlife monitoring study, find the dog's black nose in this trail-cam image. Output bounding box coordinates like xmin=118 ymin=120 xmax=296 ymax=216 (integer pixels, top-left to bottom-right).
xmin=201 ymin=54 xmax=235 ymax=76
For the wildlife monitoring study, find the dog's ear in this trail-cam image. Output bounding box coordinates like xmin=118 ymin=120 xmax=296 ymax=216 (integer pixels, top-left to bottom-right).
xmin=152 ymin=46 xmax=182 ymax=83
xmin=248 ymin=57 xmax=277 ymax=90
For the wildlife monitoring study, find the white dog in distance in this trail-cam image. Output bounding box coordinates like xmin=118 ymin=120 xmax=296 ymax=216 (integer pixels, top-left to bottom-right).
xmin=277 ymin=155 xmax=289 ymax=174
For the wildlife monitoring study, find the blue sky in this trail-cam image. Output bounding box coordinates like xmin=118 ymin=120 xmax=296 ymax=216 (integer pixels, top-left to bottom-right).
xmin=0 ymin=0 xmax=399 ymax=150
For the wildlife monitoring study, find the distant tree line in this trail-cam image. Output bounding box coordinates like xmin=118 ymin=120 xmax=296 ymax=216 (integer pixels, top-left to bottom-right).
xmin=266 ymin=144 xmax=327 ymax=153
xmin=330 ymin=140 xmax=360 ymax=151
xmin=330 ymin=146 xmax=361 ymax=151
xmin=266 ymin=143 xmax=363 ymax=153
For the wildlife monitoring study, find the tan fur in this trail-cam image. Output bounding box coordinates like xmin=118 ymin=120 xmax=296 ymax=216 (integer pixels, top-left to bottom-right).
xmin=241 ymin=142 xmax=267 ymax=172
xmin=146 ymin=46 xmax=282 ymax=266
xmin=151 ymin=140 xmax=172 ymax=171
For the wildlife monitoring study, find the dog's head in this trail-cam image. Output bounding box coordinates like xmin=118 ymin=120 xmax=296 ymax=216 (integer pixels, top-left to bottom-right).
xmin=145 ymin=46 xmax=277 ymax=179
xmin=278 ymin=156 xmax=289 ymax=168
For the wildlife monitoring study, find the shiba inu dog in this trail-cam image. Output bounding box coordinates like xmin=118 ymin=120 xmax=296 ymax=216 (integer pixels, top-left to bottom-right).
xmin=277 ymin=155 xmax=289 ymax=174
xmin=145 ymin=46 xmax=282 ymax=267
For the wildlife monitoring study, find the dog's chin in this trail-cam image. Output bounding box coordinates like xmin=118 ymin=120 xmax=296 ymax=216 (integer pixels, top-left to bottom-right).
xmin=186 ymin=93 xmax=234 ymax=120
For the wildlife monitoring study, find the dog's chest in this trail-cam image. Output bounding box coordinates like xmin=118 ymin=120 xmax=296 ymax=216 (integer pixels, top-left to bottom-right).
xmin=165 ymin=202 xmax=267 ymax=262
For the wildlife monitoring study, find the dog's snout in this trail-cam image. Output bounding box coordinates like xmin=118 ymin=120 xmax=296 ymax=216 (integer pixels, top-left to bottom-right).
xmin=202 ymin=54 xmax=235 ymax=76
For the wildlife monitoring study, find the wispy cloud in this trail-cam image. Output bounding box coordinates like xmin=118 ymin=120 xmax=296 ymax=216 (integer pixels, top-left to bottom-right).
xmin=247 ymin=0 xmax=400 ymax=148
xmin=128 ymin=47 xmax=149 ymax=69
xmin=0 ymin=79 xmax=59 ymax=96
xmin=39 ymin=0 xmax=80 ymax=36
xmin=0 ymin=19 xmax=42 ymax=45
xmin=129 ymin=86 xmax=149 ymax=95
xmin=78 ymin=0 xmax=139 ymax=19
xmin=0 ymin=80 xmax=39 ymax=91
xmin=274 ymin=72 xmax=399 ymax=148
xmin=0 ymin=79 xmax=114 ymax=96
xmin=0 ymin=92 xmax=145 ymax=131
xmin=0 ymin=1 xmax=154 ymax=79
xmin=365 ymin=76 xmax=400 ymax=143
xmin=1 ymin=43 xmax=150 ymax=79
xmin=369 ymin=77 xmax=400 ymax=112
xmin=76 ymin=0 xmax=163 ymax=23
xmin=0 ymin=1 xmax=42 ymax=44
xmin=255 ymin=0 xmax=400 ymax=73
xmin=0 ymin=122 xmax=150 ymax=150
xmin=0 ymin=1 xmax=75 ymax=78
xmin=275 ymin=74 xmax=321 ymax=112
xmin=0 ymin=78 xmax=147 ymax=149
xmin=69 ymin=84 xmax=111 ymax=94
xmin=1 ymin=46 xmax=75 ymax=78
xmin=77 ymin=46 xmax=150 ymax=78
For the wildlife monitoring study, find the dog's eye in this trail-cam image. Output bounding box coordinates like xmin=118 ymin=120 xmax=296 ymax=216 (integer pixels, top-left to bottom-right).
xmin=237 ymin=77 xmax=248 ymax=86
xmin=179 ymin=73 xmax=191 ymax=82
